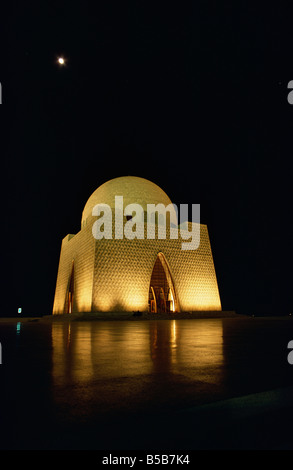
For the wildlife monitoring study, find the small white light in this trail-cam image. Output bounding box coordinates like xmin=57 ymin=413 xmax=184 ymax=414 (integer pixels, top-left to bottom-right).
xmin=58 ymin=57 xmax=65 ymax=65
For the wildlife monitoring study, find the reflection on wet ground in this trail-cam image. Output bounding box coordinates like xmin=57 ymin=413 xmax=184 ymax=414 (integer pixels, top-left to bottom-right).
xmin=0 ymin=317 xmax=293 ymax=449
xmin=51 ymin=320 xmax=225 ymax=417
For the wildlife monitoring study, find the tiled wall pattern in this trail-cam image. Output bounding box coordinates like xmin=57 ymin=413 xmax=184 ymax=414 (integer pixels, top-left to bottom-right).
xmin=53 ymin=218 xmax=221 ymax=314
xmin=52 ymin=223 xmax=96 ymax=314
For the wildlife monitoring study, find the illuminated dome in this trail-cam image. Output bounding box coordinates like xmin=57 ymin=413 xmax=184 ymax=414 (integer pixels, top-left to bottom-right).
xmin=81 ymin=176 xmax=174 ymax=227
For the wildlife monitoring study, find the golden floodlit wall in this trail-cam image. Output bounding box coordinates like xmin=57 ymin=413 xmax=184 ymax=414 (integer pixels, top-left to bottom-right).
xmin=53 ymin=176 xmax=221 ymax=314
xmin=92 ymin=221 xmax=221 ymax=312
xmin=52 ymin=222 xmax=96 ymax=314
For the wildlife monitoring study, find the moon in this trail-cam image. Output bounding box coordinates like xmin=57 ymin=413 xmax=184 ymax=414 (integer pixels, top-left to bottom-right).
xmin=57 ymin=57 xmax=66 ymax=66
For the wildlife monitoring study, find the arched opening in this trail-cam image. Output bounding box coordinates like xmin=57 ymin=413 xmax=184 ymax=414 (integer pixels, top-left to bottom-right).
xmin=66 ymin=262 xmax=74 ymax=314
xmin=148 ymin=253 xmax=179 ymax=313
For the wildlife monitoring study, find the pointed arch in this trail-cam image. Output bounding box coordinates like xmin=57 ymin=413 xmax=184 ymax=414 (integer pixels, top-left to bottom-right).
xmin=66 ymin=261 xmax=75 ymax=314
xmin=149 ymin=286 xmax=157 ymax=313
xmin=148 ymin=252 xmax=179 ymax=313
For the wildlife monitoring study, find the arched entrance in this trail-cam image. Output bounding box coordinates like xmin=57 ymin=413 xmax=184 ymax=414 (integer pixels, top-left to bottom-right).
xmin=66 ymin=262 xmax=74 ymax=314
xmin=149 ymin=253 xmax=178 ymax=313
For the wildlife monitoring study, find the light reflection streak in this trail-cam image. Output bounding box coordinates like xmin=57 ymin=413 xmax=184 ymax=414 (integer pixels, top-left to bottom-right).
xmin=149 ymin=320 xmax=179 ymax=371
xmin=16 ymin=322 xmax=21 ymax=335
xmin=51 ymin=319 xmax=224 ymax=414
xmin=149 ymin=319 xmax=223 ymax=382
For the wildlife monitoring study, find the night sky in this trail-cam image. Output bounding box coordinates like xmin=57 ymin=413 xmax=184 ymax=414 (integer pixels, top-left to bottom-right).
xmin=2 ymin=2 xmax=292 ymax=316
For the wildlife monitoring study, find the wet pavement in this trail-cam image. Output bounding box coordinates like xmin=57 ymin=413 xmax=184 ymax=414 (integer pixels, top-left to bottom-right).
xmin=0 ymin=316 xmax=293 ymax=449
